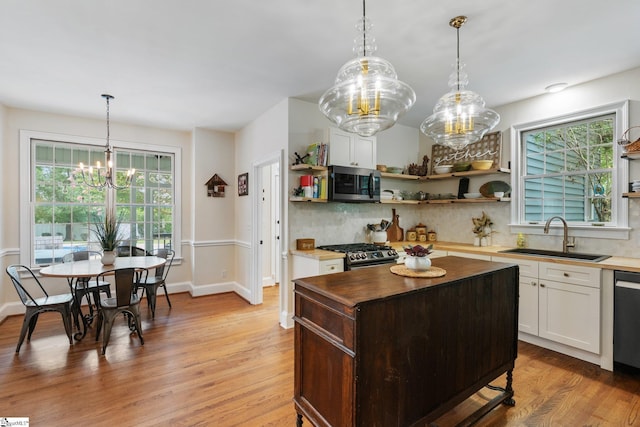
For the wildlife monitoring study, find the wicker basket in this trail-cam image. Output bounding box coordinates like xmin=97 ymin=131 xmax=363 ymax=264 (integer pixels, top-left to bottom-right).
xmin=618 ymin=126 xmax=640 ymax=152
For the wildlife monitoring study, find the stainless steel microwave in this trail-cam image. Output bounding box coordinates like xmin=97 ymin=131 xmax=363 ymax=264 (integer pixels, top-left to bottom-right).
xmin=327 ymin=165 xmax=381 ymax=202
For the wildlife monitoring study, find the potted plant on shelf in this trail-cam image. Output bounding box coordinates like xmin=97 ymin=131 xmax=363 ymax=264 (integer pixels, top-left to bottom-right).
xmin=403 ymin=244 xmax=433 ymax=271
xmin=92 ymin=212 xmax=123 ymax=265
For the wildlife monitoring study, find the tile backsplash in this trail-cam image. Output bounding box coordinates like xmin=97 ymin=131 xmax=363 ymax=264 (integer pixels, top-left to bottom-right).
xmin=289 ymin=201 xmax=639 ymax=257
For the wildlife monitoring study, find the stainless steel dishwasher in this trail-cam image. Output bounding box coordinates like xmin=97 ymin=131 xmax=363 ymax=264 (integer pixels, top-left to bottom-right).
xmin=614 ymin=270 xmax=640 ymax=369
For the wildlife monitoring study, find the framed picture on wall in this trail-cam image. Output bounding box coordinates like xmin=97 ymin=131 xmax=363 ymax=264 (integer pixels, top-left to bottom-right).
xmin=238 ymin=172 xmax=248 ymax=196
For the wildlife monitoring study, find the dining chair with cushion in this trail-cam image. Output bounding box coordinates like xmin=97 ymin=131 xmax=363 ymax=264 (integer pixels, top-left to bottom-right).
xmin=95 ymin=267 xmax=146 ymax=355
xmin=62 ymin=251 xmax=112 ymax=326
xmin=136 ymin=248 xmax=174 ymax=319
xmin=6 ymin=264 xmax=74 ymax=353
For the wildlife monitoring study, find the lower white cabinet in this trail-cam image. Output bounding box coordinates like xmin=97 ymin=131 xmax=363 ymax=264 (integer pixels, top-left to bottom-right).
xmin=538 ymin=263 xmax=601 ymax=353
xmin=292 ymin=255 xmax=344 ymax=279
xmin=491 ymin=256 xmax=601 ymax=355
xmin=494 ymin=257 xmax=539 ymax=336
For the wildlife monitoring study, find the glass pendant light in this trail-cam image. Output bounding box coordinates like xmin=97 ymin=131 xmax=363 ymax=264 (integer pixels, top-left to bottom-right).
xmin=421 ymin=16 xmax=499 ymax=151
xmin=318 ymin=0 xmax=416 ymax=137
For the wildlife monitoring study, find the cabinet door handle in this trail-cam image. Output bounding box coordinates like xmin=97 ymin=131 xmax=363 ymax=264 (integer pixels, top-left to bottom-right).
xmin=531 ymin=281 xmax=537 ymax=286
xmin=540 ymin=283 xmax=546 ymax=288
xmin=563 ymin=272 xmax=570 ymax=277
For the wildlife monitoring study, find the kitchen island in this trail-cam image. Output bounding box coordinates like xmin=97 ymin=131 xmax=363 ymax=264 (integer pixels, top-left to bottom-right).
xmin=293 ymin=256 xmax=519 ymax=427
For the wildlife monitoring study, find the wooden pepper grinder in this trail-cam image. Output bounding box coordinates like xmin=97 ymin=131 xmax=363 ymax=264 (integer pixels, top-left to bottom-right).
xmin=387 ymin=208 xmax=404 ymax=242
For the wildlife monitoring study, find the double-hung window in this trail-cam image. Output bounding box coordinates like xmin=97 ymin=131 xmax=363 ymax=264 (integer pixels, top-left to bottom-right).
xmin=20 ymin=131 xmax=181 ymax=267
xmin=510 ymin=101 xmax=629 ymax=239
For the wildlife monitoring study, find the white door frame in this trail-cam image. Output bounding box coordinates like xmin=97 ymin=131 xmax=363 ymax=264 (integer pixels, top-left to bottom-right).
xmin=250 ymin=150 xmax=287 ymax=325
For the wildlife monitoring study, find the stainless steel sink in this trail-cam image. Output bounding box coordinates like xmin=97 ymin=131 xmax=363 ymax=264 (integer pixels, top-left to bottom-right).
xmin=498 ymin=248 xmax=610 ymax=262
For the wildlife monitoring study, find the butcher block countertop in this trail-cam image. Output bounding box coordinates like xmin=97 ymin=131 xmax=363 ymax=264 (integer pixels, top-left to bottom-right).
xmin=291 ymin=241 xmax=640 ymax=272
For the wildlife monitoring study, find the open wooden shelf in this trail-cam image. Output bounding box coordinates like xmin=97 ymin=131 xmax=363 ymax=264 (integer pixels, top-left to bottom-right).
xmin=290 ymin=164 xmax=327 ymax=171
xmin=381 ymin=198 xmax=503 ymax=205
xmin=622 ymin=192 xmax=640 ymax=198
xmin=380 ymin=168 xmax=510 ymax=181
xmin=289 ymin=197 xmax=328 ymax=203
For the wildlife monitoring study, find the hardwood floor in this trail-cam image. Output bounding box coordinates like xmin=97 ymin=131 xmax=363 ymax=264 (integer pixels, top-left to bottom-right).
xmin=1 ymin=286 xmax=639 ymax=426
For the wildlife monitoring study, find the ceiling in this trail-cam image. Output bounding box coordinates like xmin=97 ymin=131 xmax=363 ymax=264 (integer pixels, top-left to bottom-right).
xmin=1 ymin=0 xmax=639 ymax=133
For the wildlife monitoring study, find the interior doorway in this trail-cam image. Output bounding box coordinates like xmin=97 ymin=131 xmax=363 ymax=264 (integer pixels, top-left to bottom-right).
xmin=250 ymin=150 xmax=285 ymax=321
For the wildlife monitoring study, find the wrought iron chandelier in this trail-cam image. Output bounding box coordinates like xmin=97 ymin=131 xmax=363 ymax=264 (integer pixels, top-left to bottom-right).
xmin=421 ymin=16 xmax=500 ymax=151
xmin=78 ymin=94 xmax=135 ymax=190
xmin=318 ymin=0 xmax=416 ymax=137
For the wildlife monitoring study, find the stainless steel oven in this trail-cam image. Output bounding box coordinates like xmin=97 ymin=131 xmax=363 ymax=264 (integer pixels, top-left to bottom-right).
xmin=317 ymin=243 xmax=398 ymax=271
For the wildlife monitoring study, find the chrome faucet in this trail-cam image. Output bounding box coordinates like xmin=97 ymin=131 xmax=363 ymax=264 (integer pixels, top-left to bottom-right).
xmin=543 ymin=216 xmax=576 ymax=253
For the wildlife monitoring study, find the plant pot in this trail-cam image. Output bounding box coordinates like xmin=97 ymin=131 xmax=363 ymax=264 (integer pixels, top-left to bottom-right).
xmin=101 ymin=250 xmax=116 ymax=265
xmin=405 ymin=256 xmax=431 ymax=271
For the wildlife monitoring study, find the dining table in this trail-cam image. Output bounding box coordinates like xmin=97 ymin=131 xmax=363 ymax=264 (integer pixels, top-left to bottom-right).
xmin=40 ymin=255 xmax=166 ymax=340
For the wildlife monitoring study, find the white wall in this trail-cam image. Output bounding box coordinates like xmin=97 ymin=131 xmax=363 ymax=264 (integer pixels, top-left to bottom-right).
xmin=493 ymin=67 xmax=640 ymax=254
xmin=234 ymin=98 xmax=289 ymax=298
xmin=0 ymin=104 xmax=6 ymax=303
xmin=190 ymin=127 xmax=237 ymax=294
xmin=376 ymin=123 xmax=421 ymax=171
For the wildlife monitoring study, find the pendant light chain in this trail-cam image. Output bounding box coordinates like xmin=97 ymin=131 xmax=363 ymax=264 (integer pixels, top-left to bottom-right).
xmin=104 ymin=94 xmax=111 ymax=149
xmin=456 ymin=25 xmax=460 ymax=92
xmin=362 ymin=0 xmax=367 ymax=56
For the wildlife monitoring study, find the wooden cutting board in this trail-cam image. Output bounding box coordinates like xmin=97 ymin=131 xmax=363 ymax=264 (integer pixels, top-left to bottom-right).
xmin=386 ymin=208 xmax=404 ymax=242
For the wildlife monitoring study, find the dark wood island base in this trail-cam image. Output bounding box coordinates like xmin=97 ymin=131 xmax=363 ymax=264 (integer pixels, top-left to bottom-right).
xmin=293 ymin=256 xmax=519 ymax=427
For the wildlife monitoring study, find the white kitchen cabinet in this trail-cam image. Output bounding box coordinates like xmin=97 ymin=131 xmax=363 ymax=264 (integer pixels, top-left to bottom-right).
xmin=493 ymin=256 xmax=539 ymax=335
xmin=292 ymin=254 xmax=344 ymax=279
xmin=538 ymin=262 xmax=601 ymax=353
xmin=328 ymin=128 xmax=376 ymax=169
xmin=492 ymin=256 xmax=601 ymax=355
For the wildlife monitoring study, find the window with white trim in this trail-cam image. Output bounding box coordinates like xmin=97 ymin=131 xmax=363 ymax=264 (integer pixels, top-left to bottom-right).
xmin=522 ymin=114 xmax=614 ymax=223
xmin=511 ymin=101 xmax=629 ymax=237
xmin=20 ymin=131 xmax=181 ymax=267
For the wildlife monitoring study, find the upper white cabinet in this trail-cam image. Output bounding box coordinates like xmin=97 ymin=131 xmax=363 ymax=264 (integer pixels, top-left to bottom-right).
xmin=328 ymin=128 xmax=376 ymax=169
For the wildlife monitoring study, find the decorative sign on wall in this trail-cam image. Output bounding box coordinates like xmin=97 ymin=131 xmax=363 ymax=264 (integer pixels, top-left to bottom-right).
xmin=430 ymin=131 xmax=502 ymax=174
xmin=238 ymin=173 xmax=249 ymax=196
xmin=205 ymin=174 xmax=228 ymax=197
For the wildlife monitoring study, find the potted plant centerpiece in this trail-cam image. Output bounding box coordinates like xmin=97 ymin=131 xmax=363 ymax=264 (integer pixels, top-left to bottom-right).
xmin=92 ymin=212 xmax=123 ymax=265
xmin=403 ymin=244 xmax=433 ymax=271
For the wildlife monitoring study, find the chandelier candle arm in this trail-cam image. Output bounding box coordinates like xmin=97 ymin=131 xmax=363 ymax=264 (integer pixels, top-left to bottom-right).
xmin=421 ymin=15 xmax=500 ymax=151
xmin=77 ymin=94 xmax=135 ymax=190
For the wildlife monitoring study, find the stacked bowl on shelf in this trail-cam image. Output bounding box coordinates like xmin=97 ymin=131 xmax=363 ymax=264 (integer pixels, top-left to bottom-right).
xmin=632 ymin=180 xmax=640 ymax=192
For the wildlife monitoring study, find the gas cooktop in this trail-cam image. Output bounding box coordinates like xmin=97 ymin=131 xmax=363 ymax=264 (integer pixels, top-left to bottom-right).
xmin=317 ymin=243 xmax=398 ymax=269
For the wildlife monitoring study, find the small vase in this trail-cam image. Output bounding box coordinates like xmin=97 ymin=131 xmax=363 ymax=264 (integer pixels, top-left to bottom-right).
xmin=101 ymin=250 xmax=116 ymax=265
xmin=474 ymin=236 xmax=481 ymax=247
xmin=405 ymin=256 xmax=431 ymax=271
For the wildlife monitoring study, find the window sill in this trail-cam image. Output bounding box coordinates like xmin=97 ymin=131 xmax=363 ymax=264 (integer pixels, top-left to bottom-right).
xmin=509 ymin=224 xmax=630 ymax=240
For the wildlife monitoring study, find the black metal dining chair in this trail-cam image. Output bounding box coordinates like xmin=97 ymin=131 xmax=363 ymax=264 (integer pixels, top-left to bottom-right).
xmin=95 ymin=267 xmax=146 ymax=355
xmin=115 ymin=245 xmax=149 ymax=257
xmin=62 ymin=251 xmax=112 ymax=326
xmin=6 ymin=264 xmax=74 ymax=352
xmin=136 ymin=248 xmax=174 ymax=318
